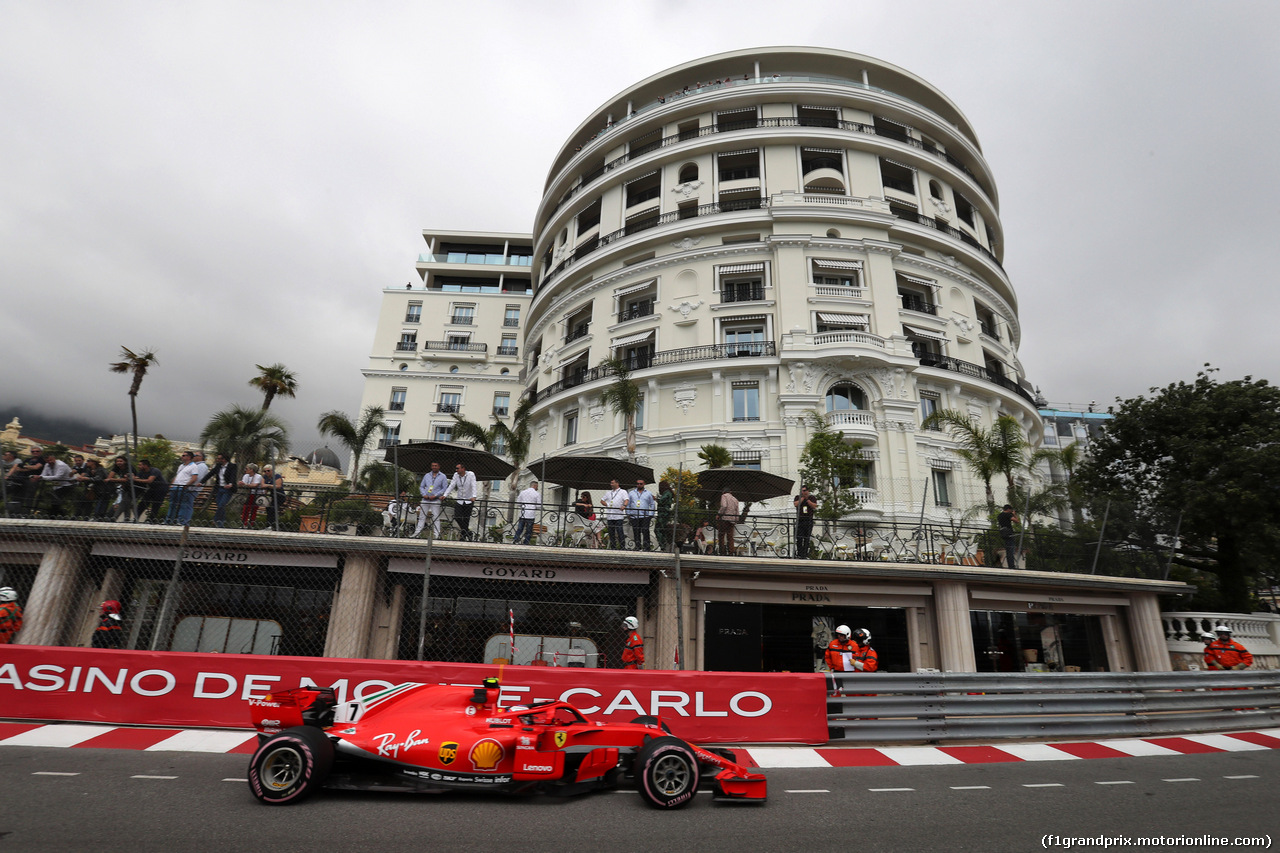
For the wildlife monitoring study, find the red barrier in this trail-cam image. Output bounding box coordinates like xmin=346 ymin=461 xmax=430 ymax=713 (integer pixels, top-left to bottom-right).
xmin=0 ymin=647 xmax=829 ymax=744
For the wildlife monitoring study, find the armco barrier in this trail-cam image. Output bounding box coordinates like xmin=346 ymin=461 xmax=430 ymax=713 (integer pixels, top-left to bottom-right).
xmin=826 ymin=671 xmax=1280 ymax=742
xmin=0 ymin=646 xmax=828 ymax=744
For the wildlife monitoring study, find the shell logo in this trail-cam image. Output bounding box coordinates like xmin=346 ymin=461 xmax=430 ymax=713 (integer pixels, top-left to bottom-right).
xmin=469 ymin=738 xmax=505 ymax=771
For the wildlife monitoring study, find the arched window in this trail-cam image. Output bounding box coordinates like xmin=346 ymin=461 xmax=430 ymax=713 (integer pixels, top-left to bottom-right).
xmin=678 ymin=163 xmax=699 ymax=183
xmin=825 ymin=384 xmax=866 ymax=412
xmin=929 ymin=179 xmax=943 ymax=200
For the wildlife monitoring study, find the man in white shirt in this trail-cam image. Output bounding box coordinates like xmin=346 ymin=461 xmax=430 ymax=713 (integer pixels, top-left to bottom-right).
xmin=514 ymin=480 xmax=540 ymax=544
xmin=415 ymin=461 xmax=449 ymax=538
xmin=442 ymin=463 xmax=479 ymax=541
xmin=33 ymin=451 xmax=75 ymax=516
xmin=165 ymin=451 xmax=202 ymax=525
xmin=600 ymin=478 xmax=629 ymax=550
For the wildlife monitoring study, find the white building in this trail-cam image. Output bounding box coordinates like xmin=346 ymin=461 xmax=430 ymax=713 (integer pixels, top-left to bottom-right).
xmin=363 ymin=48 xmax=1042 ymax=521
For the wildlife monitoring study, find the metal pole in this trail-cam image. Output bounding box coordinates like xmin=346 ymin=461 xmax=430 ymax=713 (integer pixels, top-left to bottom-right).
xmin=672 ymin=462 xmax=685 ymax=670
xmin=417 ymin=526 xmax=433 ymax=661
xmin=1162 ymin=510 xmax=1183 ymax=581
xmin=1089 ymin=499 xmax=1110 ymax=574
xmin=1016 ymin=479 xmax=1032 ymax=562
xmin=0 ymin=455 xmax=9 ymax=518
xmin=150 ymin=524 xmax=190 ymax=651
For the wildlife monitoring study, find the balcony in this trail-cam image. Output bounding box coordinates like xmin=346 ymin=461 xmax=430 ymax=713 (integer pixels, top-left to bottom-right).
xmin=890 ymin=208 xmax=1002 ymax=270
xmin=851 ymin=487 xmax=882 ymax=513
xmin=376 ymin=438 xmax=401 ymax=449
xmin=404 ymin=313 xmax=421 ymax=324
xmin=811 ymin=330 xmax=886 ymax=349
xmin=534 ymin=341 xmax=776 ymax=404
xmin=503 ymin=318 xmax=520 ymax=327
xmin=916 ymin=352 xmax=1035 ymax=404
xmin=395 ymin=342 xmax=417 ymax=352
xmin=564 ymin=325 xmax=590 ymax=346
xmin=617 ymin=301 xmax=655 ymax=323
xmin=449 ymin=315 xmax=474 ymax=325
xmin=720 ymin=283 xmax=765 ymax=304
xmin=900 ymin=295 xmax=937 ymax=315
xmin=496 ymin=345 xmax=519 ymax=357
xmin=423 ymin=341 xmax=488 ymax=354
xmin=388 ymin=402 xmax=405 ymax=412
xmin=812 ymin=283 xmax=866 ymax=299
xmin=436 ymin=403 xmax=460 ymax=414
xmin=492 ymin=407 xmax=509 ymax=418
xmin=418 ymin=253 xmax=533 ymax=266
xmin=825 ymin=410 xmax=878 ymax=444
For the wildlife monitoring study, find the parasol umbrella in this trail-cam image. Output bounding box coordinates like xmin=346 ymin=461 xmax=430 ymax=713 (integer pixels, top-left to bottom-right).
xmin=695 ymin=467 xmax=795 ymax=503
xmin=384 ymin=440 xmax=515 ymax=481
xmin=529 ymin=454 xmax=654 ymax=492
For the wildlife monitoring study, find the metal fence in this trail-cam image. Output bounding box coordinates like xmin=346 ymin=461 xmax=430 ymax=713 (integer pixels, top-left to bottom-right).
xmin=826 ymin=670 xmax=1280 ymax=743
xmin=4 ymin=479 xmax=1167 ymax=580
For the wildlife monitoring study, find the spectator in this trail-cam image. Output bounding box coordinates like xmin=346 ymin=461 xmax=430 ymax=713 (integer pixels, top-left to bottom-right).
xmin=33 ymin=450 xmax=76 ymax=516
xmin=0 ymin=587 xmax=22 ymax=644
xmin=384 ymin=489 xmax=417 ymax=536
xmin=600 ymin=479 xmax=629 ymax=549
xmin=91 ymin=600 xmax=125 ymax=649
xmin=627 ymin=479 xmax=655 ymax=550
xmin=132 ymin=459 xmax=167 ymax=522
xmin=103 ymin=456 xmax=135 ymax=520
xmin=442 ymin=462 xmax=478 ymax=541
xmin=76 ymin=458 xmax=107 ymax=519
xmin=794 ymin=486 xmax=817 ymax=559
xmin=573 ymin=491 xmax=601 ymax=548
xmin=0 ymin=450 xmax=19 ymax=513
xmin=717 ymin=487 xmax=740 ymax=555
xmin=192 ymin=451 xmax=209 ymax=481
xmin=514 ymin=480 xmax=540 ymax=544
xmin=415 ymin=461 xmax=448 ymax=539
xmin=261 ymin=465 xmax=285 ymax=529
xmin=694 ymin=518 xmax=715 ymax=553
xmin=10 ymin=452 xmax=44 ymax=512
xmin=655 ymin=480 xmax=675 ymax=552
xmin=240 ymin=463 xmax=264 ymax=527
xmin=201 ymin=453 xmax=238 ymax=527
xmin=166 ymin=451 xmax=201 ymax=525
xmin=997 ymin=504 xmax=1020 ymax=568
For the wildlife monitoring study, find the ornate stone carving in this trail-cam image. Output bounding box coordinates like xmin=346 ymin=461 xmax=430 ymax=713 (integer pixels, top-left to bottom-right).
xmin=589 ymin=405 xmax=606 ymax=425
xmin=673 ymin=384 xmax=698 ymax=414
xmin=732 ymin=436 xmax=759 ymax=452
xmin=672 ymin=180 xmax=703 ymax=198
xmin=668 ymin=300 xmax=703 ymax=319
xmin=930 ymin=198 xmax=952 ymax=218
xmin=472 ymin=363 xmax=491 ymax=372
xmin=786 ymin=361 xmax=807 ymax=394
xmin=951 ymin=314 xmax=974 ymax=333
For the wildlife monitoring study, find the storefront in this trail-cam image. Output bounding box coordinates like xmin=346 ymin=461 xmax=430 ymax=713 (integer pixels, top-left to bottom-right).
xmin=967 ymin=587 xmax=1129 ymax=673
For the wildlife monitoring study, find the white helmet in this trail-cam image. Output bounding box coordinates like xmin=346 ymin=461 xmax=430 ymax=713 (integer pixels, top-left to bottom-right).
xmin=1200 ymin=632 xmax=1215 ymax=641
xmin=852 ymin=628 xmax=872 ymax=646
xmin=623 ymin=616 xmax=638 ymax=630
xmin=1214 ymin=625 xmax=1232 ymax=634
xmin=0 ymin=587 xmax=15 ymax=603
xmin=835 ymin=625 xmax=851 ymax=639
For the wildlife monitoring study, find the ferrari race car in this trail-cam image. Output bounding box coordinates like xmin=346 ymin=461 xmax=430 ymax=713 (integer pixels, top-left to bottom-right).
xmin=246 ymin=677 xmax=766 ymax=809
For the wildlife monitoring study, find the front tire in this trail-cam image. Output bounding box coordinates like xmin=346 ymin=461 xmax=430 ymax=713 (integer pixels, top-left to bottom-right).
xmin=248 ymin=727 xmax=334 ymax=804
xmin=635 ymin=736 xmax=700 ymax=809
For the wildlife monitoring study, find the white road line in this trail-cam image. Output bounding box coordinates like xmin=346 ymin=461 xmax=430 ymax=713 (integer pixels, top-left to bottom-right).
xmin=222 ymin=778 xmax=249 ymax=783
xmin=998 ymin=743 xmax=1078 ymax=762
xmin=785 ymin=789 xmax=831 ymax=793
xmin=1183 ymin=733 xmax=1268 ymax=752
xmin=1224 ymin=775 xmax=1260 ymax=780
xmin=745 ymin=747 xmax=829 ymax=768
xmin=950 ymin=785 xmax=991 ymax=790
xmin=131 ymin=775 xmax=177 ymax=780
xmin=1 ymin=724 xmax=116 ymax=748
xmin=868 ymin=787 xmax=915 ymax=792
xmin=877 ymin=747 xmax=962 ymax=766
xmin=1023 ymin=783 xmax=1065 ymax=788
xmin=147 ymin=730 xmax=257 ymax=753
xmin=1095 ymin=781 xmax=1134 ymax=785
xmin=32 ymin=771 xmax=80 ymax=776
xmin=1163 ymin=778 xmax=1200 ymax=782
xmin=1096 ymin=739 xmax=1181 ymax=757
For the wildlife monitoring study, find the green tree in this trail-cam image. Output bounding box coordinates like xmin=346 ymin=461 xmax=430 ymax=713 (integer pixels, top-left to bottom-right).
xmin=134 ymin=437 xmax=178 ymax=474
xmin=200 ymin=406 xmax=290 ymax=466
xmin=317 ymin=406 xmax=387 ymax=490
xmin=249 ymin=363 xmax=299 ymax=410
xmin=797 ymin=411 xmax=865 ymax=520
xmin=1032 ymin=441 xmax=1086 ymax=526
xmin=356 ymin=461 xmax=419 ymax=494
xmin=1079 ymin=367 xmax=1280 ymax=613
xmin=697 ymin=443 xmax=732 ymax=470
xmin=108 ymin=346 xmax=158 ymax=471
xmin=922 ymin=408 xmax=1006 ymax=509
xmin=451 ymin=393 xmax=534 ymax=507
xmin=598 ymin=356 xmax=643 ymax=461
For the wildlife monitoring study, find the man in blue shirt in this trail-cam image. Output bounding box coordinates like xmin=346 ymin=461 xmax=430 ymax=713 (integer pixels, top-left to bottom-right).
xmin=627 ymin=478 xmax=656 ymax=551
xmin=415 ymin=461 xmax=449 ymax=538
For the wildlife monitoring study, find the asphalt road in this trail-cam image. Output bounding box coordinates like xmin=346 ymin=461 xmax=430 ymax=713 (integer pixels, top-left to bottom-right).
xmin=1 ymin=747 xmax=1276 ymax=852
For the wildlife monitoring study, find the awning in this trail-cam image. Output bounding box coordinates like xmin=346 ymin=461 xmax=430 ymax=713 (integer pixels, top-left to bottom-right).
xmin=723 ymin=314 xmax=768 ymax=322
xmin=899 ymin=273 xmax=939 ymax=289
xmin=813 ymin=259 xmax=862 ymax=270
xmin=612 ymin=329 xmax=655 ymax=348
xmin=802 ymin=147 xmax=843 ymax=154
xmin=903 ymin=324 xmax=948 ymax=342
xmin=614 ymin=281 xmax=654 ymax=298
xmin=881 ymin=157 xmax=917 ymax=171
xmin=625 ymin=170 xmax=659 ymax=184
xmin=817 ymin=312 xmax=869 ymax=326
xmin=718 ymin=147 xmax=759 ymax=157
xmin=927 ymin=458 xmax=956 ymax=470
xmin=719 ymin=262 xmax=764 ymax=274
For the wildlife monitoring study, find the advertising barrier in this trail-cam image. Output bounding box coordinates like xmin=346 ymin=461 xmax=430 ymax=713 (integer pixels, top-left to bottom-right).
xmin=0 ymin=646 xmax=830 ymax=744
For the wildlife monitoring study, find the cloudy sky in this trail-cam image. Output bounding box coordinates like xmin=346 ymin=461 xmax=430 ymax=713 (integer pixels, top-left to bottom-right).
xmin=3 ymin=0 xmax=1278 ymax=452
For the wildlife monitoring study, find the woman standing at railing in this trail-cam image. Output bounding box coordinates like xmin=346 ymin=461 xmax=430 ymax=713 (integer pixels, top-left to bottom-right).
xmin=239 ymin=463 xmax=264 ymax=528
xmin=574 ymin=491 xmax=601 ymax=548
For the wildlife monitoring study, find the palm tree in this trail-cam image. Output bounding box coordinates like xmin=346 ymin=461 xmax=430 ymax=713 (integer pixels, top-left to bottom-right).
xmin=989 ymin=414 xmax=1031 ymax=501
xmin=922 ymin=408 xmax=1000 ymax=509
xmin=108 ymin=346 xmax=158 ymax=471
xmin=317 ymin=406 xmax=387 ymax=489
xmin=598 ymin=356 xmax=643 ymax=461
xmin=698 ymin=443 xmax=733 ymax=470
xmin=249 ymin=363 xmax=299 ymax=410
xmin=1032 ymin=441 xmax=1086 ymax=526
xmin=200 ymin=406 xmax=290 ymax=465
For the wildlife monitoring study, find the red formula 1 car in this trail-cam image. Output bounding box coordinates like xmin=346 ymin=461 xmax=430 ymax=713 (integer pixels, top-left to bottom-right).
xmin=246 ymin=677 xmax=766 ymax=809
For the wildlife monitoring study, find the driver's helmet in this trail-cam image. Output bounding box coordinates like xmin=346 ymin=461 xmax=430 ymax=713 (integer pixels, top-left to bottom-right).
xmin=0 ymin=587 xmax=16 ymax=603
xmin=100 ymin=600 xmax=122 ymax=616
xmin=852 ymin=628 xmax=872 ymax=646
xmin=834 ymin=625 xmax=851 ymax=639
xmin=623 ymin=616 xmax=639 ymax=630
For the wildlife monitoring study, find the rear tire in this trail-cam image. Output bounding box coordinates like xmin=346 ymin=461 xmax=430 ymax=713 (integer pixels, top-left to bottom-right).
xmin=248 ymin=727 xmax=334 ymax=804
xmin=635 ymin=736 xmax=700 ymax=809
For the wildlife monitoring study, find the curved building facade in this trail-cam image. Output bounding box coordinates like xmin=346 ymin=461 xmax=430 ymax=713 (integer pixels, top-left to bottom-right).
xmin=522 ymin=47 xmax=1040 ymax=518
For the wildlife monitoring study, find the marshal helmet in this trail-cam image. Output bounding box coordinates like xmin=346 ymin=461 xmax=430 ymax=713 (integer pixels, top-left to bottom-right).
xmin=0 ymin=587 xmax=16 ymax=603
xmin=623 ymin=616 xmax=638 ymax=630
